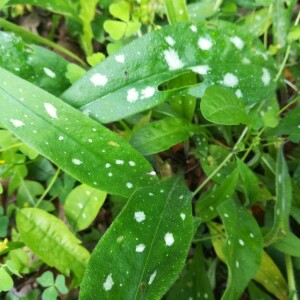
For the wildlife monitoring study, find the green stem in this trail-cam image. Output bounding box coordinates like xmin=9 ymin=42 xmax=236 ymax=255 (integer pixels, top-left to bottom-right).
xmin=0 ymin=143 xmax=23 ymax=152
xmin=277 ymin=95 xmax=300 ymax=115
xmin=192 ymin=126 xmax=248 ymax=197
xmin=163 ymin=0 xmax=189 ymax=24
xmin=286 ymin=254 xmax=298 ymax=300
xmin=0 ymin=18 xmax=87 ymax=67
xmin=35 ymin=168 xmax=60 ymax=208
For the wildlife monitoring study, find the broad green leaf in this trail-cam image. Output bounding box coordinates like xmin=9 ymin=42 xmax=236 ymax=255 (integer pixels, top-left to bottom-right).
xmin=272 ymin=232 xmax=300 ymax=257
xmin=0 ymin=31 xmax=70 ymax=96
xmin=200 ymin=86 xmax=249 ymax=125
xmin=37 ymin=271 xmax=55 ymax=287
xmin=61 ymin=21 xmax=276 ymax=124
xmin=164 ymin=0 xmax=189 ymax=23
xmin=130 ymin=117 xmax=193 ymax=156
xmin=195 ymin=169 xmax=239 ymax=222
xmin=187 ymin=1 xmax=217 ymax=22
xmin=55 ymin=275 xmax=68 ymax=294
xmin=237 ymin=158 xmax=272 ymax=205
xmin=248 ymin=282 xmax=274 ymax=300
xmin=0 ymin=267 xmax=13 ymax=292
xmin=64 ymin=184 xmax=107 ymax=232
xmin=0 ymin=67 xmax=157 ymax=197
xmin=167 ymin=245 xmax=215 ymax=300
xmin=264 ymin=146 xmax=292 ymax=245
xmin=17 ymin=180 xmax=44 ymax=207
xmin=266 ymin=105 xmax=300 ymax=143
xmin=80 ymin=177 xmax=193 ymax=300
xmin=42 ymin=286 xmax=58 ymax=300
xmin=210 ymin=224 xmax=288 ymax=299
xmin=16 ymin=208 xmax=90 ymax=280
xmin=217 ymin=200 xmax=263 ymax=300
xmin=109 ymin=1 xmax=130 ymax=22
xmin=234 ymin=0 xmax=273 ymax=8
xmin=6 ymin=0 xmax=79 ymax=18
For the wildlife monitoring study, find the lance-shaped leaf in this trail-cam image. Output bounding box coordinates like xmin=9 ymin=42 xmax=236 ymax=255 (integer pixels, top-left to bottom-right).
xmin=264 ymin=146 xmax=292 ymax=245
xmin=0 ymin=67 xmax=157 ymax=197
xmin=64 ymin=184 xmax=107 ymax=232
xmin=0 ymin=31 xmax=70 ymax=96
xmin=61 ymin=21 xmax=276 ymax=123
xmin=16 ymin=208 xmax=90 ymax=280
xmin=6 ymin=0 xmax=79 ymax=19
xmin=130 ymin=117 xmax=193 ymax=156
xmin=80 ymin=177 xmax=193 ymax=300
xmin=217 ymin=200 xmax=263 ymax=300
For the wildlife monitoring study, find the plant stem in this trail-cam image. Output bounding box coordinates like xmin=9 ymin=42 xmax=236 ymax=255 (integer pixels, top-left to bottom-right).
xmin=0 ymin=18 xmax=87 ymax=67
xmin=0 ymin=143 xmax=23 ymax=152
xmin=35 ymin=168 xmax=60 ymax=208
xmin=192 ymin=126 xmax=248 ymax=197
xmin=163 ymin=0 xmax=189 ymax=24
xmin=286 ymin=254 xmax=298 ymax=300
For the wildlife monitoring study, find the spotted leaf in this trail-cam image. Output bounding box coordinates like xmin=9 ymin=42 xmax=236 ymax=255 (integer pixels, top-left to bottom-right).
xmin=61 ymin=21 xmax=276 ymax=123
xmin=0 ymin=67 xmax=157 ymax=197
xmin=80 ymin=176 xmax=193 ymax=300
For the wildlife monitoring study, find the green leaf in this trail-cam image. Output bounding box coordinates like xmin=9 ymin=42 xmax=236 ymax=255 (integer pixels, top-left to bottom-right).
xmin=272 ymin=232 xmax=300 ymax=257
xmin=164 ymin=0 xmax=189 ymax=24
xmin=237 ymin=158 xmax=272 ymax=205
xmin=0 ymin=267 xmax=14 ymax=292
xmin=17 ymin=180 xmax=44 ymax=207
xmin=264 ymin=146 xmax=292 ymax=245
xmin=54 ymin=274 xmax=68 ymax=295
xmin=266 ymin=105 xmax=300 ymax=143
xmin=234 ymin=0 xmax=273 ymax=8
xmin=61 ymin=21 xmax=276 ymax=124
xmin=7 ymin=0 xmax=78 ymax=18
xmin=103 ymin=20 xmax=127 ymax=40
xmin=217 ymin=200 xmax=263 ymax=300
xmin=80 ymin=177 xmax=193 ymax=300
xmin=0 ymin=31 xmax=70 ymax=96
xmin=64 ymin=184 xmax=107 ymax=232
xmin=42 ymin=286 xmax=59 ymax=300
xmin=0 ymin=67 xmax=157 ymax=197
xmin=65 ymin=63 xmax=86 ymax=84
xmin=195 ymin=169 xmax=239 ymax=222
xmin=37 ymin=271 xmax=55 ymax=287
xmin=200 ymin=86 xmax=249 ymax=125
xmin=248 ymin=282 xmax=274 ymax=300
xmin=130 ymin=117 xmax=192 ymax=156
xmin=187 ymin=1 xmax=217 ymax=22
xmin=167 ymin=244 xmax=214 ymax=300
xmin=16 ymin=208 xmax=90 ymax=280
xmin=109 ymin=1 xmax=130 ymax=22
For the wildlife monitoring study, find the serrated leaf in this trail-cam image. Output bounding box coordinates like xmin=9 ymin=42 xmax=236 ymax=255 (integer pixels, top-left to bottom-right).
xmin=16 ymin=208 xmax=90 ymax=280
xmin=0 ymin=67 xmax=157 ymax=197
xmin=217 ymin=200 xmax=263 ymax=300
xmin=266 ymin=105 xmax=300 ymax=143
xmin=195 ymin=169 xmax=239 ymax=222
xmin=61 ymin=21 xmax=276 ymax=124
xmin=7 ymin=0 xmax=78 ymax=18
xmin=200 ymin=86 xmax=249 ymax=125
xmin=130 ymin=117 xmax=192 ymax=156
xmin=264 ymin=146 xmax=292 ymax=245
xmin=0 ymin=31 xmax=70 ymax=96
xmin=64 ymin=184 xmax=107 ymax=232
xmin=80 ymin=177 xmax=193 ymax=300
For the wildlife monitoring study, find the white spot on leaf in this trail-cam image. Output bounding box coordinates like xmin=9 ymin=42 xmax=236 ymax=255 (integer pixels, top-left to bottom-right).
xmin=236 ymin=261 xmax=239 ymax=268
xmin=229 ymin=36 xmax=244 ymax=50
xmin=164 ymin=232 xmax=174 ymax=246
xmin=148 ymin=270 xmax=157 ymax=285
xmin=235 ymin=89 xmax=243 ymax=98
xmin=44 ymin=103 xmax=58 ymax=119
xmin=198 ymin=37 xmax=213 ymax=50
xmin=180 ymin=213 xmax=186 ymax=220
xmin=190 ymin=65 xmax=210 ymax=75
xmin=58 ymin=136 xmax=64 ymax=141
xmin=165 ymin=36 xmax=176 ymax=46
xmin=221 ymin=73 xmax=239 ymax=87
xmin=10 ymin=119 xmax=25 ymax=128
xmin=134 ymin=211 xmax=146 ymax=222
xmin=163 ymin=48 xmax=184 ymax=70
xmin=129 ymin=161 xmax=136 ymax=166
xmin=136 ymin=244 xmax=146 ymax=252
xmin=190 ymin=25 xmax=197 ymax=32
xmin=90 ymin=73 xmax=108 ymax=86
xmin=72 ymin=159 xmax=83 ymax=165
xmin=141 ymin=86 xmax=155 ymax=99
xmin=127 ymin=88 xmax=139 ymax=103
xmin=115 ymin=54 xmax=125 ymax=63
xmin=239 ymin=239 xmax=245 ymax=246
xmin=43 ymin=67 xmax=56 ymax=78
xmin=126 ymin=182 xmax=133 ymax=189
xmin=116 ymin=160 xmax=124 ymax=165
xmin=103 ymin=274 xmax=114 ymax=291
xmin=262 ymin=68 xmax=271 ymax=86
